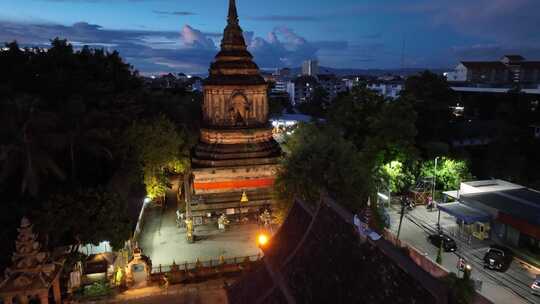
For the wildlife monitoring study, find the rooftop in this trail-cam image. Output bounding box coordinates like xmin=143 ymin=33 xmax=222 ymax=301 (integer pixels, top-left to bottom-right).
xmin=227 ymin=197 xmax=448 ymax=303
xmin=460 ymin=188 xmax=540 ymax=225
xmin=460 ymin=179 xmax=524 ymax=195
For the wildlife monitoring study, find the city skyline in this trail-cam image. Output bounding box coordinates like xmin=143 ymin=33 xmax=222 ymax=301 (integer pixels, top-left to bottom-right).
xmin=1 ymin=0 xmax=539 ymax=74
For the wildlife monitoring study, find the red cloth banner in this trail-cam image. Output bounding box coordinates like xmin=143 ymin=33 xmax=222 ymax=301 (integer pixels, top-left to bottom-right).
xmin=194 ymin=178 xmax=275 ymax=191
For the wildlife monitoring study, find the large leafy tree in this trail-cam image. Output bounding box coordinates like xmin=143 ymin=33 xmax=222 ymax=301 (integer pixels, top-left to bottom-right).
xmin=419 ymin=157 xmax=472 ymax=191
xmin=401 ymin=71 xmax=455 ymax=150
xmin=123 ymin=116 xmax=189 ymax=199
xmin=328 ymin=86 xmax=418 ymax=192
xmin=0 ymin=100 xmax=65 ymax=197
xmin=275 ymin=124 xmax=372 ymax=212
xmin=34 ymin=187 xmax=132 ymax=250
xmin=297 ymin=86 xmax=330 ymax=117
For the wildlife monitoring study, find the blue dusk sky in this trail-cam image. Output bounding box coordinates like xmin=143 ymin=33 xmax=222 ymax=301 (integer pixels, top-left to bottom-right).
xmin=1 ymin=0 xmax=539 ymax=74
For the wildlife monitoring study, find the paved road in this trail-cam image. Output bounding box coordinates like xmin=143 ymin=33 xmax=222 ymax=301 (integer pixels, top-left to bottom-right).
xmin=388 ymin=205 xmax=540 ymax=304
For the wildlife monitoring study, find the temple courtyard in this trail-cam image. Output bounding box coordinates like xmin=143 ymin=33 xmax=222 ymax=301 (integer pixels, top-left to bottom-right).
xmin=138 ymin=202 xmax=262 ymax=268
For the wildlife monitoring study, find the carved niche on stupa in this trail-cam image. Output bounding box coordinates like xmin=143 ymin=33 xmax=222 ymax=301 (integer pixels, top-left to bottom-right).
xmin=228 ymin=92 xmax=251 ymax=126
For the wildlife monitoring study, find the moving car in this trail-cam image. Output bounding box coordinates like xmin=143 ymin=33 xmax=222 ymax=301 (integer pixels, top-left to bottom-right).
xmin=531 ymin=276 xmax=540 ymax=296
xmin=483 ymin=245 xmax=513 ymax=271
xmin=427 ymin=233 xmax=457 ymax=252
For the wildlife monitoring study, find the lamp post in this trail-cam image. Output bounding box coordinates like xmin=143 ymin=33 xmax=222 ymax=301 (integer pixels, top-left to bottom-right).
xmin=433 ymin=156 xmax=441 ymax=232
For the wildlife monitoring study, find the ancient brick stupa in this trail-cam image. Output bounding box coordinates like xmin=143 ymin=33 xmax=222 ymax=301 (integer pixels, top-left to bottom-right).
xmin=187 ymin=0 xmax=281 ymax=223
xmin=0 ymin=218 xmax=64 ymax=304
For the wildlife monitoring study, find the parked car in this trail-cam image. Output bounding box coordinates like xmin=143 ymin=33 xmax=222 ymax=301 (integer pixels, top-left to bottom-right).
xmin=427 ymin=233 xmax=457 ymax=252
xmin=531 ymin=276 xmax=540 ymax=296
xmin=483 ymin=245 xmax=513 ymax=271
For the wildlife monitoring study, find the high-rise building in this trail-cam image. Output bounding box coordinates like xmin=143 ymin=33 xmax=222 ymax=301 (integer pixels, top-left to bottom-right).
xmin=302 ymin=60 xmax=319 ymax=76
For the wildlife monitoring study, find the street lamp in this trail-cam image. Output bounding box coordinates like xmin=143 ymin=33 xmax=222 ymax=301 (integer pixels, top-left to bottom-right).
xmin=433 ymin=156 xmax=441 ymax=232
xmin=432 ymin=156 xmax=440 ymax=205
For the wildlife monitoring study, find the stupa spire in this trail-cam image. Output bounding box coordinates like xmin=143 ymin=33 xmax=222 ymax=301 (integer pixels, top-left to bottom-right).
xmin=228 ymin=0 xmax=239 ymax=25
xmin=221 ymin=0 xmax=246 ymax=51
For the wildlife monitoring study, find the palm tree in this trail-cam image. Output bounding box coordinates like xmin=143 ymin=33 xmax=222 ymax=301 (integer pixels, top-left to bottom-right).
xmin=0 ymin=107 xmax=65 ymax=197
xmin=61 ymin=103 xmax=114 ymax=182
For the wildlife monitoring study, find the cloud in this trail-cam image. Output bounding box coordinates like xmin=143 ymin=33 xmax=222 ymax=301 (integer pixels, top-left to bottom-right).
xmin=406 ymin=0 xmax=540 ymax=44
xmin=358 ymin=33 xmax=382 ymax=40
xmin=0 ymin=20 xmax=214 ymax=73
xmin=247 ymin=27 xmax=320 ymax=68
xmin=180 ymin=25 xmax=215 ymax=49
xmin=452 ymin=44 xmax=540 ymax=61
xmin=153 ymin=10 xmax=196 ymax=16
xmin=0 ymin=19 xmax=348 ymax=73
xmin=246 ymin=15 xmax=320 ymax=22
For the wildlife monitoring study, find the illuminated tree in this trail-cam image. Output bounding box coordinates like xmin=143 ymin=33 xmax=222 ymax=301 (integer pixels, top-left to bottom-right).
xmin=419 ymin=157 xmax=472 ymax=191
xmin=378 ymin=160 xmax=415 ymax=193
xmin=122 ymin=115 xmax=189 ymax=200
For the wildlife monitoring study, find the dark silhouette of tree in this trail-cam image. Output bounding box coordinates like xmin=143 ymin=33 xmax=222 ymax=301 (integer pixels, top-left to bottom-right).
xmin=34 ymin=187 xmax=132 ymax=250
xmin=0 ymin=99 xmax=65 ymax=197
xmin=275 ymin=124 xmax=371 ymax=211
xmin=401 ymin=71 xmax=455 ymax=150
xmin=297 ymin=86 xmax=330 ymax=117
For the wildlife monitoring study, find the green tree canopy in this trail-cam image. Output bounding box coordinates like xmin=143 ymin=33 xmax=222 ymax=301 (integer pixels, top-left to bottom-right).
xmin=34 ymin=187 xmax=132 ymax=250
xmin=275 ymin=124 xmax=372 ymax=212
xmin=123 ymin=116 xmax=189 ymax=199
xmin=419 ymin=157 xmax=472 ymax=191
xmin=328 ymin=86 xmax=418 ymax=192
xmin=297 ymin=86 xmax=330 ymax=117
xmin=378 ymin=160 xmax=415 ymax=193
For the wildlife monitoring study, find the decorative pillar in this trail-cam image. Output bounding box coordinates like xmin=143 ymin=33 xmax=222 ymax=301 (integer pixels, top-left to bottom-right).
xmin=39 ymin=292 xmax=49 ymax=304
xmin=3 ymin=296 xmax=13 ymax=304
xmin=17 ymin=294 xmax=29 ymax=304
xmin=52 ymin=276 xmax=61 ymax=303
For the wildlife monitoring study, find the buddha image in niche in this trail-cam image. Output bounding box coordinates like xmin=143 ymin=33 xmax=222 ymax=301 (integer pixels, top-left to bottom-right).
xmin=229 ymin=93 xmax=250 ymax=126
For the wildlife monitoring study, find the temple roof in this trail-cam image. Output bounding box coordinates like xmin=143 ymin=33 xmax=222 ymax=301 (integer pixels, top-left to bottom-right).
xmin=205 ymin=0 xmax=265 ymax=86
xmin=227 ymin=197 xmax=449 ymax=304
xmin=0 ymin=218 xmax=64 ymax=295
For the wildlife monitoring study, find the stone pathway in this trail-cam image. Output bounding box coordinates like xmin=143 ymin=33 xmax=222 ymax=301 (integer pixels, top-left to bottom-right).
xmin=138 ymin=203 xmax=262 ymax=268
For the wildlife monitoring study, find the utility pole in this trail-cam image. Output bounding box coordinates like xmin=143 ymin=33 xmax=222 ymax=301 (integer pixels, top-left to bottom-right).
xmin=433 ymin=157 xmax=441 ymax=232
xmin=397 ymin=199 xmax=406 ymax=240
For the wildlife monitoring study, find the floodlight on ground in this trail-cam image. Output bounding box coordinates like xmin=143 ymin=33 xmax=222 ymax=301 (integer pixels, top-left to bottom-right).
xmin=258 ymin=234 xmax=269 ymax=247
xmin=144 ymin=197 xmax=151 ymax=204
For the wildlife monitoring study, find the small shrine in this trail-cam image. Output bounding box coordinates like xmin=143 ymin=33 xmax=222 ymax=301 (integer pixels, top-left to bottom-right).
xmin=125 ymin=247 xmax=152 ymax=288
xmin=0 ymin=217 xmax=64 ymax=304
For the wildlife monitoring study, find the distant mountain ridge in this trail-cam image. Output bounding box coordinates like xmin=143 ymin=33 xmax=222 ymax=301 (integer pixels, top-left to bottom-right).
xmin=187 ymin=66 xmax=449 ymax=79
xmin=261 ymin=66 xmax=449 ymax=77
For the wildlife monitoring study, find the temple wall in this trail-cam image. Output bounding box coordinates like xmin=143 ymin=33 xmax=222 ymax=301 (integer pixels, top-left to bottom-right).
xmin=203 ymin=84 xmax=268 ymax=127
xmin=199 ymin=128 xmax=273 ymax=145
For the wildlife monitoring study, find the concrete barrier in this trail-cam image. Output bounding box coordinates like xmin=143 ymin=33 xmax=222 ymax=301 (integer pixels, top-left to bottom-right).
xmin=383 ymin=229 xmax=450 ymax=278
xmin=383 ymin=229 xmax=493 ymax=304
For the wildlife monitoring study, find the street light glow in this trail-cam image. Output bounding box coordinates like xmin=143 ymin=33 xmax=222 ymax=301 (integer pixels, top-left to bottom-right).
xmin=377 ymin=192 xmax=389 ymax=201
xmin=258 ymin=234 xmax=269 ymax=246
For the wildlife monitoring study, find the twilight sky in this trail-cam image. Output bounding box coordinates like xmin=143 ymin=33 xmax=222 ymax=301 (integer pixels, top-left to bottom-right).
xmin=1 ymin=0 xmax=539 ymax=74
